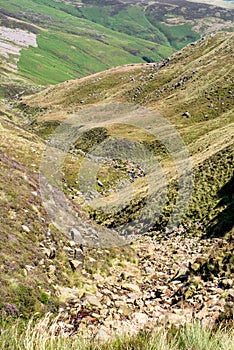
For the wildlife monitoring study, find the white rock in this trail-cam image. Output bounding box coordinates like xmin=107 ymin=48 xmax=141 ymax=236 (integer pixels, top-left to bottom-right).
xmin=22 ymin=225 xmax=30 ymax=233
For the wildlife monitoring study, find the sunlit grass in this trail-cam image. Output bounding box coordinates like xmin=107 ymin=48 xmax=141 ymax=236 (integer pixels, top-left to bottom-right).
xmin=0 ymin=314 xmax=233 ymax=350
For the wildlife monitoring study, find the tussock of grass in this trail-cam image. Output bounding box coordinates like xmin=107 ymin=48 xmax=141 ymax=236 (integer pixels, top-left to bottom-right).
xmin=0 ymin=314 xmax=233 ymax=350
xmin=176 ymin=322 xmax=234 ymax=350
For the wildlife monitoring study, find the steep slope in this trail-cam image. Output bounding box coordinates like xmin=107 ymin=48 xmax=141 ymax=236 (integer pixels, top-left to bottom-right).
xmin=10 ymin=32 xmax=232 ymax=232
xmin=0 ymin=0 xmax=173 ymax=85
xmin=0 ymin=33 xmax=233 ymax=334
xmin=0 ymin=116 xmax=135 ymax=318
xmin=0 ymin=0 xmax=233 ymax=84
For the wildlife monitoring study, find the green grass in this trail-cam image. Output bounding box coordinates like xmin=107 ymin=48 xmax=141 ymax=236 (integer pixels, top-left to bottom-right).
xmin=79 ymin=5 xmax=170 ymax=45
xmin=0 ymin=0 xmax=232 ymax=85
xmin=0 ymin=315 xmax=233 ymax=350
xmin=0 ymin=32 xmax=233 ymax=329
xmin=0 ymin=0 xmax=205 ymax=84
xmin=17 ymin=32 xmax=233 ymax=236
xmin=0 ymin=0 xmax=173 ymax=84
xmin=151 ymin=22 xmax=200 ymax=50
xmin=78 ymin=3 xmax=200 ymax=51
xmin=18 ymin=28 xmax=169 ymax=85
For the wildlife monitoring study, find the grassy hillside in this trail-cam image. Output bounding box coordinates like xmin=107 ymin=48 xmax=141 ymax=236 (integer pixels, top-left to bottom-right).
xmin=20 ymin=32 xmax=233 ymax=232
xmin=0 ymin=0 xmax=173 ymax=85
xmin=0 ymin=32 xmax=233 ymax=343
xmin=0 ymin=0 xmax=233 ymax=84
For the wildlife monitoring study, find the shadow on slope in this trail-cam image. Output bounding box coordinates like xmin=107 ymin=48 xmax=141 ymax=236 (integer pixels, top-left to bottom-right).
xmin=206 ymin=176 xmax=234 ymax=238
